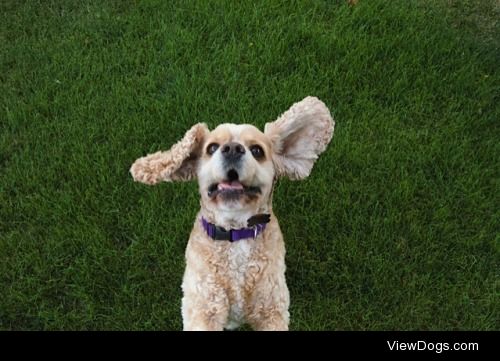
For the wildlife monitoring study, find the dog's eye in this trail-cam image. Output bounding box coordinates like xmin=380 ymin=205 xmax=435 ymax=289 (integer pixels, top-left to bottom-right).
xmin=250 ymin=145 xmax=265 ymax=159
xmin=206 ymin=143 xmax=219 ymax=155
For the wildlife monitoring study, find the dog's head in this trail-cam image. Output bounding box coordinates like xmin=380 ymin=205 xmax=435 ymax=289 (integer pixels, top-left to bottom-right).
xmin=131 ymin=97 xmax=334 ymax=223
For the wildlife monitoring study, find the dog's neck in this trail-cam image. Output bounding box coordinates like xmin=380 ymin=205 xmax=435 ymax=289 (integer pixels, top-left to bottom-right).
xmin=200 ymin=203 xmax=272 ymax=230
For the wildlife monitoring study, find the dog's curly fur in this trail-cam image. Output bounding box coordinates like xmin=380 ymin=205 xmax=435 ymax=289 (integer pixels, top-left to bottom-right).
xmin=131 ymin=96 xmax=334 ymax=330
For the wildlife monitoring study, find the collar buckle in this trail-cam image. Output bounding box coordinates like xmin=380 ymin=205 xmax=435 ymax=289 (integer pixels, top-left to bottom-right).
xmin=213 ymin=225 xmax=233 ymax=242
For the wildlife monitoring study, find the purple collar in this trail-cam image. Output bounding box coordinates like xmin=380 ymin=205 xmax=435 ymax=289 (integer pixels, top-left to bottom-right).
xmin=201 ymin=216 xmax=269 ymax=242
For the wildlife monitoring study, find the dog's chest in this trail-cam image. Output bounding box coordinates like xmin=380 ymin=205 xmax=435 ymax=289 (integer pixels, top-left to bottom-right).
xmin=227 ymin=240 xmax=254 ymax=272
xmin=223 ymin=240 xmax=260 ymax=328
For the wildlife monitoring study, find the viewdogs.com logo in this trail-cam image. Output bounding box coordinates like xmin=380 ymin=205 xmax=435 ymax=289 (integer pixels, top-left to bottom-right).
xmin=387 ymin=340 xmax=479 ymax=353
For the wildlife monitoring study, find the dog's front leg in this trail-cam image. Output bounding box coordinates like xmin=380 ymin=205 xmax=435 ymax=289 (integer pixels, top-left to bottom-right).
xmin=247 ymin=301 xmax=290 ymax=331
xmin=247 ymin=270 xmax=290 ymax=331
xmin=181 ymin=273 xmax=229 ymax=331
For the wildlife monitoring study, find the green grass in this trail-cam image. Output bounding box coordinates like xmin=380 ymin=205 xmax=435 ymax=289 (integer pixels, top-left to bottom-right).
xmin=1 ymin=0 xmax=498 ymax=330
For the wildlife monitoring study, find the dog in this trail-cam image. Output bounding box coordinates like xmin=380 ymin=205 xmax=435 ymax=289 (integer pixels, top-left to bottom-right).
xmin=130 ymin=96 xmax=334 ymax=330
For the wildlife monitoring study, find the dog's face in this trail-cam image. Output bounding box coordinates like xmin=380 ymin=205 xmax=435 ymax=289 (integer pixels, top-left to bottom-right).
xmin=197 ymin=124 xmax=275 ymax=212
xmin=130 ymin=97 xmax=335 ymax=223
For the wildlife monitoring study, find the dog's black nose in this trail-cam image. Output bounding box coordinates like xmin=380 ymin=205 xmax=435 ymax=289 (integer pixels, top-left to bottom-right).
xmin=221 ymin=142 xmax=245 ymax=161
xmin=227 ymin=169 xmax=239 ymax=181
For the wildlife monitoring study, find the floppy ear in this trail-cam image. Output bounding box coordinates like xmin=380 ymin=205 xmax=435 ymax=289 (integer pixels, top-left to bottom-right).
xmin=264 ymin=97 xmax=334 ymax=180
xmin=130 ymin=123 xmax=209 ymax=185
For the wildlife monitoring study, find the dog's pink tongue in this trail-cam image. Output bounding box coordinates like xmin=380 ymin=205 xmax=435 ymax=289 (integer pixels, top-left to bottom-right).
xmin=218 ymin=181 xmax=244 ymax=191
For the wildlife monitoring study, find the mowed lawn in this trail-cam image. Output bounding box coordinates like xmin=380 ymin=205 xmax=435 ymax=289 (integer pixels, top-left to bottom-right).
xmin=1 ymin=0 xmax=498 ymax=330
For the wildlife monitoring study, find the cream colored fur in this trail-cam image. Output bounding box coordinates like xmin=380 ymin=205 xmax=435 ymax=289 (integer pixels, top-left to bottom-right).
xmin=130 ymin=96 xmax=334 ymax=330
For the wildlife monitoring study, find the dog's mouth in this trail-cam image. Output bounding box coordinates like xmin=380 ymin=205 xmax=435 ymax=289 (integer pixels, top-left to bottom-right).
xmin=207 ymin=181 xmax=261 ymax=199
xmin=207 ymin=169 xmax=261 ymax=199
